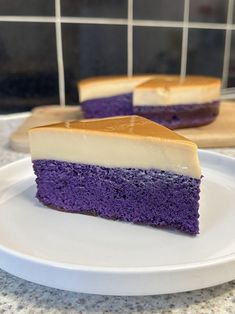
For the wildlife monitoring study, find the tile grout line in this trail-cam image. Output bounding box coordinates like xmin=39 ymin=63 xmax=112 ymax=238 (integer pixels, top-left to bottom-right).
xmin=55 ymin=0 xmax=66 ymax=106
xmin=180 ymin=0 xmax=190 ymax=78
xmin=0 ymin=15 xmax=235 ymax=30
xmin=61 ymin=16 xmax=127 ymax=25
xmin=127 ymin=0 xmax=133 ymax=76
xmin=132 ymin=20 xmax=234 ymax=29
xmin=0 ymin=16 xmax=56 ymax=22
xmin=222 ymin=0 xmax=234 ymax=88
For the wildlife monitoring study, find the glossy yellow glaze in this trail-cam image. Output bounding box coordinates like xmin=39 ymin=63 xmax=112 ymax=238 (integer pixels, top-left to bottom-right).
xmin=79 ymin=75 xmax=220 ymax=89
xmin=31 ymin=115 xmax=193 ymax=143
xmin=78 ymin=75 xmax=156 ymax=88
xmin=137 ymin=76 xmax=221 ymax=90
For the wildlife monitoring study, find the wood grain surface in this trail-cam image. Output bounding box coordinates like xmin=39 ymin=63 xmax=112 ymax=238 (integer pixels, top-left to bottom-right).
xmin=176 ymin=101 xmax=235 ymax=148
xmin=10 ymin=102 xmax=235 ymax=153
xmin=10 ymin=106 xmax=83 ymax=153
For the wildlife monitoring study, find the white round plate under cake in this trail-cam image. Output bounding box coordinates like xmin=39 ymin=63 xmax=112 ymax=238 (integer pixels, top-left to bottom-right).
xmin=0 ymin=150 xmax=234 ymax=296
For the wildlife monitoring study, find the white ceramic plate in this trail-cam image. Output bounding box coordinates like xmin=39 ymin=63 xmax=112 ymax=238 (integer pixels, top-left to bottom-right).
xmin=0 ymin=112 xmax=30 ymax=120
xmin=0 ymin=151 xmax=235 ymax=296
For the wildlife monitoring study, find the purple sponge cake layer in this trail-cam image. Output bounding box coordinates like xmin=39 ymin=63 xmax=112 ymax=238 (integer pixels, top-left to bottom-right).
xmin=81 ymin=94 xmax=133 ymax=118
xmin=134 ymin=101 xmax=220 ymax=129
xmin=33 ymin=160 xmax=201 ymax=235
xmin=81 ymin=94 xmax=219 ymax=129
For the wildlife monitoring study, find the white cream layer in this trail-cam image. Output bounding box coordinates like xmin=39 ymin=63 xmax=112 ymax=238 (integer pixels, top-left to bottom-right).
xmin=79 ymin=75 xmax=155 ymax=102
xmin=79 ymin=75 xmax=221 ymax=106
xmin=133 ymin=84 xmax=220 ymax=106
xmin=29 ymin=129 xmax=201 ymax=179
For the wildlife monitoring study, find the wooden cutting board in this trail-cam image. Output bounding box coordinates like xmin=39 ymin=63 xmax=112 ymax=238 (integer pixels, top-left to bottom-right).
xmin=10 ymin=106 xmax=84 ymax=153
xmin=176 ymin=101 xmax=235 ymax=148
xmin=10 ymin=101 xmax=235 ymax=152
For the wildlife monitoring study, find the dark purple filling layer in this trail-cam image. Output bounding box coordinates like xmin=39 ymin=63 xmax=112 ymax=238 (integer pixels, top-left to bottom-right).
xmin=33 ymin=160 xmax=201 ymax=235
xmin=81 ymin=94 xmax=133 ymax=118
xmin=81 ymin=94 xmax=219 ymax=129
xmin=134 ymin=101 xmax=220 ymax=129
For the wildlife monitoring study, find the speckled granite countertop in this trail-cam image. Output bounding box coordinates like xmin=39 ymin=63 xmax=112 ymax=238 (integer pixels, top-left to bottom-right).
xmin=0 ymin=116 xmax=235 ymax=314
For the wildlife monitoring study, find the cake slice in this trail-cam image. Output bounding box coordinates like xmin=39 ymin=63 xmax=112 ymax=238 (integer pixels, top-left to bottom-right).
xmin=79 ymin=75 xmax=155 ymax=118
xmin=29 ymin=116 xmax=201 ymax=235
xmin=78 ymin=75 xmax=221 ymax=129
xmin=133 ymin=76 xmax=220 ymax=129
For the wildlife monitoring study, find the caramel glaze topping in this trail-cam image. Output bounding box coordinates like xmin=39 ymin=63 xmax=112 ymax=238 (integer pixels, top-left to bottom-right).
xmin=31 ymin=115 xmax=192 ymax=143
xmin=78 ymin=75 xmax=156 ymax=87
xmin=137 ymin=76 xmax=221 ymax=90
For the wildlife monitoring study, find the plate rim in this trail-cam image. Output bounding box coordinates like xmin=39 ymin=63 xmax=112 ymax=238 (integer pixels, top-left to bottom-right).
xmin=0 ymin=112 xmax=30 ymax=121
